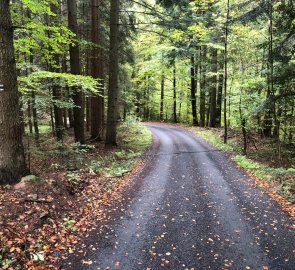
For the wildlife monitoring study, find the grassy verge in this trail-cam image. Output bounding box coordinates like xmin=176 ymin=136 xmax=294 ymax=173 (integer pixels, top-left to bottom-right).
xmin=89 ymin=120 xmax=152 ymax=178
xmin=193 ymin=129 xmax=295 ymax=203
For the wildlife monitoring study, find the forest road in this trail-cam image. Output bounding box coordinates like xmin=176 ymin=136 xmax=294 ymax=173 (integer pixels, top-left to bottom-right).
xmin=69 ymin=124 xmax=294 ymax=270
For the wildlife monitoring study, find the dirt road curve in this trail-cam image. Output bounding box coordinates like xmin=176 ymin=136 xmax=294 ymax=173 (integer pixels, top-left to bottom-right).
xmin=68 ymin=124 xmax=294 ymax=269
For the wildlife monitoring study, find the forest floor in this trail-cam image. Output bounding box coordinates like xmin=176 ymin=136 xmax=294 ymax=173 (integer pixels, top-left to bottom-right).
xmin=0 ymin=121 xmax=294 ymax=269
xmin=0 ymin=121 xmax=152 ymax=270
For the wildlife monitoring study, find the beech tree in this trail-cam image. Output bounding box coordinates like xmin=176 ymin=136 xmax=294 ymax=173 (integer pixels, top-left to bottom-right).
xmin=0 ymin=0 xmax=27 ymax=184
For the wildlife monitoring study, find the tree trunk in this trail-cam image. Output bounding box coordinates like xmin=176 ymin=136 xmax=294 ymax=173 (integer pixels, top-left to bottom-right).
xmin=173 ymin=60 xmax=177 ymax=123
xmin=63 ymin=108 xmax=67 ymax=129
xmin=209 ymin=48 xmax=217 ymax=127
xmin=48 ymin=3 xmax=63 ymax=141
xmin=91 ymin=0 xmax=104 ymax=140
xmin=27 ymin=11 xmax=39 ymax=142
xmin=105 ymin=0 xmax=120 ymax=146
xmin=31 ymin=93 xmax=39 ymax=139
xmin=68 ymin=108 xmax=74 ymax=128
xmin=86 ymin=97 xmax=90 ymax=132
xmin=0 ymin=0 xmax=27 ymax=184
xmin=216 ymin=56 xmax=223 ymax=127
xmin=67 ymin=0 xmax=85 ymax=143
xmin=200 ymin=46 xmax=207 ymax=127
xmin=190 ymin=55 xmax=198 ymax=126
xmin=239 ymin=95 xmax=247 ymax=155
xmin=27 ymin=101 xmax=33 ymax=134
xmin=224 ymin=0 xmax=230 ymax=143
xmin=160 ymin=73 xmax=165 ymax=120
xmin=52 ymin=83 xmax=64 ymax=141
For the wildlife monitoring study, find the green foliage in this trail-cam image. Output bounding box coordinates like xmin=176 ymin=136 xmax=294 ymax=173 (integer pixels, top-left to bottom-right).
xmin=234 ymin=155 xmax=295 ymax=201
xmin=63 ymin=216 xmax=77 ymax=232
xmin=104 ymin=159 xmax=137 ymax=178
xmin=19 ymin=71 xmax=102 ymax=96
xmin=196 ymin=130 xmax=241 ymax=153
xmin=31 ymin=252 xmax=45 ymax=262
xmin=89 ymin=160 xmax=102 ymax=174
xmin=117 ymin=116 xmax=153 ymax=152
xmin=66 ymin=172 xmax=80 ymax=186
xmin=0 ymin=247 xmax=11 ymax=268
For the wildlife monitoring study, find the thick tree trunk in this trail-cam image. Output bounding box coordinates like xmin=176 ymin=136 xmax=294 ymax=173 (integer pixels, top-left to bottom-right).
xmin=105 ymin=0 xmax=120 ymax=146
xmin=91 ymin=0 xmax=104 ymax=140
xmin=209 ymin=48 xmax=217 ymax=127
xmin=0 ymin=0 xmax=27 ymax=184
xmin=68 ymin=0 xmax=85 ymax=143
xmin=190 ymin=55 xmax=198 ymax=126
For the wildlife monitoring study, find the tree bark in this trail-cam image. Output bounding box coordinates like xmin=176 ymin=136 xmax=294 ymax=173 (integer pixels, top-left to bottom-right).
xmin=209 ymin=48 xmax=218 ymax=127
xmin=105 ymin=0 xmax=120 ymax=146
xmin=216 ymin=55 xmax=223 ymax=127
xmin=48 ymin=3 xmax=63 ymax=141
xmin=27 ymin=101 xmax=33 ymax=134
xmin=224 ymin=0 xmax=230 ymax=143
xmin=0 ymin=0 xmax=27 ymax=184
xmin=173 ymin=59 xmax=177 ymax=123
xmin=91 ymin=0 xmax=105 ymax=141
xmin=190 ymin=54 xmax=198 ymax=126
xmin=67 ymin=0 xmax=85 ymax=143
xmin=200 ymin=46 xmax=207 ymax=127
xmin=160 ymin=73 xmax=165 ymax=120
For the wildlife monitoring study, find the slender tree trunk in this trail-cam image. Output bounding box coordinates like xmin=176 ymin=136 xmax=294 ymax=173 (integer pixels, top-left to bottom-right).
xmin=210 ymin=48 xmax=217 ymax=127
xmin=190 ymin=55 xmax=198 ymax=126
xmin=200 ymin=46 xmax=207 ymax=127
xmin=52 ymin=83 xmax=64 ymax=141
xmin=63 ymin=109 xmax=67 ymax=129
xmin=160 ymin=73 xmax=165 ymax=120
xmin=31 ymin=93 xmax=39 ymax=137
xmin=27 ymin=11 xmax=39 ymax=142
xmin=173 ymin=60 xmax=177 ymax=123
xmin=68 ymin=108 xmax=74 ymax=128
xmin=239 ymin=94 xmax=247 ymax=155
xmin=216 ymin=57 xmax=223 ymax=127
xmin=27 ymin=101 xmax=33 ymax=134
xmin=48 ymin=3 xmax=63 ymax=141
xmin=0 ymin=0 xmax=27 ymax=184
xmin=268 ymin=0 xmax=280 ymax=159
xmin=224 ymin=0 xmax=230 ymax=143
xmin=105 ymin=0 xmax=120 ymax=146
xmin=289 ymin=101 xmax=294 ymax=143
xmin=68 ymin=0 xmax=85 ymax=143
xmin=86 ymin=97 xmax=90 ymax=132
xmin=91 ymin=0 xmax=105 ymax=140
xmin=50 ymin=106 xmax=55 ymax=132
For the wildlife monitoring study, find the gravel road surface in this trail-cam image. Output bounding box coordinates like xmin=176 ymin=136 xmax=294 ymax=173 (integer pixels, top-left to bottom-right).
xmin=67 ymin=124 xmax=294 ymax=270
